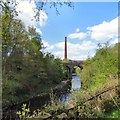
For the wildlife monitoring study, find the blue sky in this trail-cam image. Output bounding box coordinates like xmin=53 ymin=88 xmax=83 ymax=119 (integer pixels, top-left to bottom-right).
xmin=17 ymin=1 xmax=118 ymax=60
xmin=40 ymin=2 xmax=117 ymax=44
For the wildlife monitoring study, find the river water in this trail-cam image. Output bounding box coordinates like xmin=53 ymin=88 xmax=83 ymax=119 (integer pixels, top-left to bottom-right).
xmin=60 ymin=75 xmax=81 ymax=104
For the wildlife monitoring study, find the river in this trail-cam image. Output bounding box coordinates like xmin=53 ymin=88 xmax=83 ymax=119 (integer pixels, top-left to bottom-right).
xmin=60 ymin=75 xmax=81 ymax=104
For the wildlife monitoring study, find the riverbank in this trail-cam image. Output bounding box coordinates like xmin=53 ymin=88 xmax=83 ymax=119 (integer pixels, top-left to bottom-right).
xmin=24 ymin=65 xmax=119 ymax=119
xmin=2 ymin=79 xmax=71 ymax=119
xmin=15 ymin=84 xmax=119 ymax=119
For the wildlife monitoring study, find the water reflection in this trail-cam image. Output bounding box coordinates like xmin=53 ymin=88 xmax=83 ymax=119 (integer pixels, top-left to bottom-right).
xmin=61 ymin=75 xmax=81 ymax=104
xmin=72 ymin=75 xmax=81 ymax=90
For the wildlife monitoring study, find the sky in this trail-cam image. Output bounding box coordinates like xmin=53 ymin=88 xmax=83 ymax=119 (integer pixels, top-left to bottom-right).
xmin=16 ymin=0 xmax=118 ymax=60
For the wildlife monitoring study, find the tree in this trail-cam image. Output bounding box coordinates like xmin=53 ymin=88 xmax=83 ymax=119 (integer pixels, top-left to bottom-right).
xmin=1 ymin=0 xmax=68 ymax=107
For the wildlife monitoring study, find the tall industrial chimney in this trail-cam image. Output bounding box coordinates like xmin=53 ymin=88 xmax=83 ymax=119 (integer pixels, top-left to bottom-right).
xmin=64 ymin=37 xmax=67 ymax=59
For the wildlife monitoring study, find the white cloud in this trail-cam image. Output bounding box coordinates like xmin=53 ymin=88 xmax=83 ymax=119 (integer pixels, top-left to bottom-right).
xmin=42 ymin=40 xmax=97 ymax=60
xmin=16 ymin=0 xmax=48 ymax=34
xmin=53 ymin=51 xmax=64 ymax=59
xmin=76 ymin=28 xmax=80 ymax=32
xmin=68 ymin=32 xmax=87 ymax=40
xmin=87 ymin=17 xmax=118 ymax=41
xmin=36 ymin=27 xmax=42 ymax=35
xmin=16 ymin=0 xmax=36 ymax=27
xmin=39 ymin=10 xmax=48 ymax=26
xmin=68 ymin=17 xmax=118 ymax=44
xmin=110 ymin=38 xmax=118 ymax=45
xmin=42 ymin=40 xmax=49 ymax=47
xmin=53 ymin=50 xmax=89 ymax=60
xmin=42 ymin=40 xmax=54 ymax=50
xmin=52 ymin=41 xmax=96 ymax=50
xmin=79 ymin=41 xmax=97 ymax=50
xmin=54 ymin=42 xmax=64 ymax=50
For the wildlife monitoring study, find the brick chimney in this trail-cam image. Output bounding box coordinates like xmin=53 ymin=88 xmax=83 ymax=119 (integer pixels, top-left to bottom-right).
xmin=64 ymin=37 xmax=67 ymax=59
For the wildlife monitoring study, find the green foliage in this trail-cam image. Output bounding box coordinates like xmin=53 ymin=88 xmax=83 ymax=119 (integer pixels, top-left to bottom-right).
xmin=16 ymin=104 xmax=32 ymax=119
xmin=68 ymin=86 xmax=119 ymax=118
xmin=100 ymin=109 xmax=120 ymax=118
xmin=75 ymin=66 xmax=81 ymax=75
xmin=65 ymin=42 xmax=119 ymax=119
xmin=43 ymin=55 xmax=66 ymax=84
xmin=43 ymin=92 xmax=63 ymax=112
xmin=62 ymin=58 xmax=70 ymax=63
xmin=79 ymin=43 xmax=118 ymax=90
xmin=1 ymin=5 xmax=66 ymax=107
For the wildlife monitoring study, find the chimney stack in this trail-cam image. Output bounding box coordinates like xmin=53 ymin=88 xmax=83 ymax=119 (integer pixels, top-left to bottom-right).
xmin=64 ymin=37 xmax=67 ymax=59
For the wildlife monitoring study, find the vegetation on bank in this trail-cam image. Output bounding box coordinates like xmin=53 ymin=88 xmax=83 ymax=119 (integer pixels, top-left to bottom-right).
xmin=71 ymin=42 xmax=119 ymax=118
xmin=78 ymin=42 xmax=118 ymax=90
xmin=16 ymin=85 xmax=119 ymax=119
xmin=16 ymin=43 xmax=119 ymax=119
xmin=1 ymin=6 xmax=67 ymax=107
